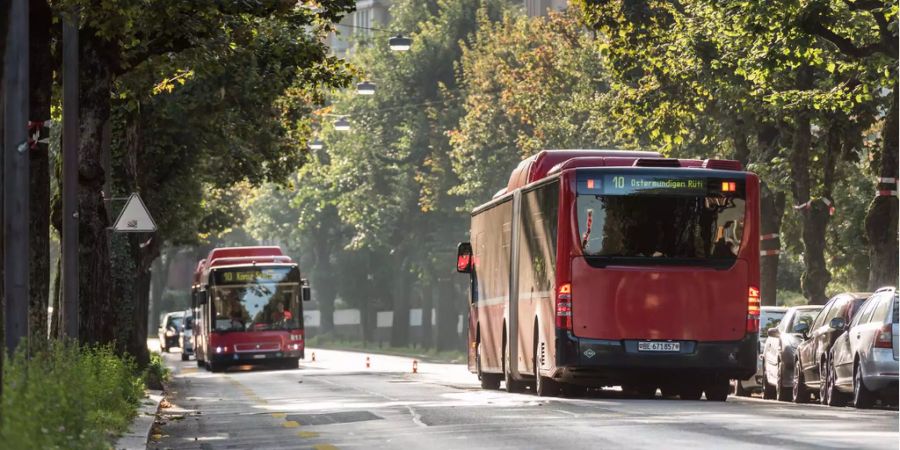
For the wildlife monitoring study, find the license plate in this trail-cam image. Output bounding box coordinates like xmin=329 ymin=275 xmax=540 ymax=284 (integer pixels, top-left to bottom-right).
xmin=253 ymin=354 xmax=266 ymax=359
xmin=638 ymin=341 xmax=680 ymax=352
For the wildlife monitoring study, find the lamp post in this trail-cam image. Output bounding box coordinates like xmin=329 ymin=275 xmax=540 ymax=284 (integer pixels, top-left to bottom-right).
xmin=388 ymin=34 xmax=411 ymax=52
xmin=333 ymin=117 xmax=351 ymax=132
xmin=356 ymin=80 xmax=376 ymax=95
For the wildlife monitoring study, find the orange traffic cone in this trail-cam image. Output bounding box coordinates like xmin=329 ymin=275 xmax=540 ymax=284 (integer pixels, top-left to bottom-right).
xmin=366 ymin=356 xmax=371 ymax=368
xmin=311 ymin=352 xmax=316 ymax=362
xmin=412 ymin=360 xmax=418 ymax=374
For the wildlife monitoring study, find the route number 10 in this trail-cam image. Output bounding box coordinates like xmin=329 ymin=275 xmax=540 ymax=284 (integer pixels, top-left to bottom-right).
xmin=612 ymin=176 xmax=625 ymax=189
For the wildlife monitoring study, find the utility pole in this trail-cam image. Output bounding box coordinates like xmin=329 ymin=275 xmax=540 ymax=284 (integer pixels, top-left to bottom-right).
xmin=4 ymin=0 xmax=30 ymax=353
xmin=62 ymin=11 xmax=79 ymax=340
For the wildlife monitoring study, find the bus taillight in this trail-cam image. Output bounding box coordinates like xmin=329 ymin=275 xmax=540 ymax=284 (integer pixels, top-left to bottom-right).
xmin=746 ymin=286 xmax=761 ymax=333
xmin=556 ymin=283 xmax=573 ymax=330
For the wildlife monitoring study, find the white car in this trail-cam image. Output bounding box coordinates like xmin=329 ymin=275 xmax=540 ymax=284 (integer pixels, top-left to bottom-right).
xmin=180 ymin=310 xmax=194 ymax=361
xmin=734 ymin=306 xmax=787 ymax=396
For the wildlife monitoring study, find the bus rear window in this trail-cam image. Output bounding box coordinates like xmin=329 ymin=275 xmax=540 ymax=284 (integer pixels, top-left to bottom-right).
xmin=577 ymin=173 xmax=746 ymax=267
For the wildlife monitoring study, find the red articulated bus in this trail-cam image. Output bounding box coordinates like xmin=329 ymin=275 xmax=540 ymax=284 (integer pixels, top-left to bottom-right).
xmin=456 ymin=150 xmax=760 ymax=400
xmin=192 ymin=246 xmax=311 ymax=372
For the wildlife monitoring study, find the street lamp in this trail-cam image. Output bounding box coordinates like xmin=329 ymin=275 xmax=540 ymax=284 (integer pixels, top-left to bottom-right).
xmin=389 ymin=34 xmax=412 ymax=51
xmin=333 ymin=117 xmax=351 ymax=131
xmin=356 ymin=80 xmax=376 ymax=95
xmin=308 ymin=139 xmax=324 ymax=150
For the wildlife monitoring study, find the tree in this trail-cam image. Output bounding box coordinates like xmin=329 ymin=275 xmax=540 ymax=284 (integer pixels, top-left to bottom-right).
xmin=43 ymin=0 xmax=356 ymax=355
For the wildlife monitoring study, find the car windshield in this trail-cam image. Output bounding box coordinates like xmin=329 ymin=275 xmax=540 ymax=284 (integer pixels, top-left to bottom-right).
xmin=794 ymin=310 xmax=819 ymax=330
xmin=168 ymin=317 xmax=183 ymax=330
xmin=759 ymin=311 xmax=785 ymax=337
xmin=576 ymin=173 xmax=745 ymax=267
xmin=212 ymin=285 xmax=300 ymax=332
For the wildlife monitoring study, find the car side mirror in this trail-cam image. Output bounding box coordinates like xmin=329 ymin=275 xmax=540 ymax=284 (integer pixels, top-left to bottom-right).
xmin=829 ymin=317 xmax=846 ymax=331
xmin=793 ymin=322 xmax=810 ymax=338
xmin=767 ymin=328 xmax=780 ymax=338
xmin=301 ymin=279 xmax=312 ymax=302
xmin=457 ymin=242 xmax=473 ymax=273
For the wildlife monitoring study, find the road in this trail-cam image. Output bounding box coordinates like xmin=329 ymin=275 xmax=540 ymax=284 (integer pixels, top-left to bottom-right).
xmin=150 ymin=343 xmax=898 ymax=450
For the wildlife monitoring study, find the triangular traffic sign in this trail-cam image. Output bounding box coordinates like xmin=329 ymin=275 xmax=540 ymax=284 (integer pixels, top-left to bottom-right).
xmin=113 ymin=193 xmax=157 ymax=232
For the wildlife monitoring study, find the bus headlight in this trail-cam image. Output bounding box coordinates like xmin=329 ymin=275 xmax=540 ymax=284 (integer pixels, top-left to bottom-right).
xmin=216 ymin=346 xmax=223 ymax=354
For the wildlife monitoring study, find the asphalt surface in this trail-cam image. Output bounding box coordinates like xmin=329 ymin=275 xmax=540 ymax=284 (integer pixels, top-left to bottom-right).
xmin=149 ymin=343 xmax=898 ymax=450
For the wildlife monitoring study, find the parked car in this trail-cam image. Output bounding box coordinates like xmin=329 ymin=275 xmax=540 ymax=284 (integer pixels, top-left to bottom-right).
xmin=761 ymin=305 xmax=823 ymax=401
xmin=158 ymin=311 xmax=185 ymax=353
xmin=793 ymin=292 xmax=870 ymax=403
xmin=734 ymin=306 xmax=787 ymax=396
xmin=826 ymin=287 xmax=899 ymax=408
xmin=180 ymin=310 xmax=194 ymax=361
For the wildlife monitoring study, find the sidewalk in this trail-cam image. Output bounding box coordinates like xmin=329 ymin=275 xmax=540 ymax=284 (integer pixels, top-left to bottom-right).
xmin=114 ymin=390 xmax=164 ymax=450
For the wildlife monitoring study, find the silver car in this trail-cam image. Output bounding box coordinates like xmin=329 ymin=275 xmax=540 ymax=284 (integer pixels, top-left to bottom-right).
xmin=734 ymin=306 xmax=787 ymax=396
xmin=180 ymin=311 xmax=194 ymax=362
xmin=825 ymin=287 xmax=899 ymax=408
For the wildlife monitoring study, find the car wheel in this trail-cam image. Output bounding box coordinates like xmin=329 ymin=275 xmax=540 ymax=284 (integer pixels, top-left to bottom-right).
xmin=705 ymin=379 xmax=730 ymax=402
xmin=477 ymin=340 xmax=501 ymax=390
xmin=792 ymin=357 xmax=810 ymax=403
xmin=181 ymin=353 xmax=189 ymax=362
xmin=534 ymin=339 xmax=560 ymax=397
xmin=824 ymin=359 xmax=846 ymax=407
xmin=196 ymin=358 xmax=204 ymax=368
xmin=853 ymin=361 xmax=875 ymax=409
xmin=762 ymin=367 xmax=776 ymax=400
xmin=775 ymin=359 xmax=790 ymax=402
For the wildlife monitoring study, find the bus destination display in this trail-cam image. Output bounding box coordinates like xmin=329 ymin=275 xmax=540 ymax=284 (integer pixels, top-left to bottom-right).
xmin=601 ymin=174 xmax=706 ymax=195
xmin=214 ymin=267 xmax=298 ymax=285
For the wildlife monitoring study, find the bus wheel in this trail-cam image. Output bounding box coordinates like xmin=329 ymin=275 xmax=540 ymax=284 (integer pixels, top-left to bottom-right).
xmin=209 ymin=361 xmax=225 ymax=373
xmin=704 ymin=379 xmax=729 ymax=401
xmin=477 ymin=341 xmax=501 ymax=390
xmin=503 ymin=338 xmax=526 ymax=393
xmin=533 ymin=341 xmax=560 ymax=397
xmin=281 ymin=358 xmax=300 ymax=370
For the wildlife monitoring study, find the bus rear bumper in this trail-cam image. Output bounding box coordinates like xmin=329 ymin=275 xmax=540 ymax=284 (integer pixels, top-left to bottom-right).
xmin=210 ymin=350 xmax=303 ymax=365
xmin=555 ymin=333 xmax=757 ymax=386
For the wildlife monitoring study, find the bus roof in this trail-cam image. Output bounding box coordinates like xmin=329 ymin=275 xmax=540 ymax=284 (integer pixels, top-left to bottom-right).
xmin=498 ymin=149 xmax=661 ymax=198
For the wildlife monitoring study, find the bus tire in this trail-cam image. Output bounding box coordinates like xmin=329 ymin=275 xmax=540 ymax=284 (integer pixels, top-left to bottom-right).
xmin=704 ymin=379 xmax=730 ymax=401
xmin=209 ymin=361 xmax=225 ymax=373
xmin=281 ymin=358 xmax=300 ymax=370
xmin=533 ymin=338 xmax=560 ymax=397
xmin=503 ymin=333 xmax=526 ymax=394
xmin=477 ymin=340 xmax=501 ymax=390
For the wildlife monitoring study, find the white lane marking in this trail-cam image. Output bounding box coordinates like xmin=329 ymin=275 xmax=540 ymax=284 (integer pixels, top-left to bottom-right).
xmin=553 ymin=409 xmax=578 ymax=417
xmin=405 ymin=405 xmax=427 ymax=427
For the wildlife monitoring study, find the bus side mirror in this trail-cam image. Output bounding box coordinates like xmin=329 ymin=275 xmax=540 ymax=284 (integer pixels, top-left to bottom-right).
xmin=301 ymin=279 xmax=312 ymax=302
xmin=457 ymin=242 xmax=473 ymax=273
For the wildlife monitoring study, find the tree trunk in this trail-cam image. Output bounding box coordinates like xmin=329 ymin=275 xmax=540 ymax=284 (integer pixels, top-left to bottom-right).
xmin=311 ymin=227 xmax=336 ymax=334
xmin=126 ymin=234 xmax=158 ymax=366
xmin=389 ymin=256 xmax=410 ymax=348
xmin=420 ymin=284 xmax=433 ymax=349
xmin=435 ymin=279 xmax=458 ymax=351
xmin=756 ymin=123 xmax=785 ymax=306
xmin=865 ymin=84 xmax=899 ymax=290
xmin=28 ymin=0 xmax=52 ymax=341
xmin=790 ymin=69 xmax=830 ymax=305
xmin=77 ymin=32 xmax=115 ymax=345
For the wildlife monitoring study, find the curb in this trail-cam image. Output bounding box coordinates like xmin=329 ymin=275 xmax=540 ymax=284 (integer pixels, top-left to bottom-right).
xmin=114 ymin=390 xmax=164 ymax=450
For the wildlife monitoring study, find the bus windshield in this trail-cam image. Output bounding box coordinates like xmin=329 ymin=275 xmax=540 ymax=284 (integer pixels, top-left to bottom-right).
xmin=210 ymin=266 xmax=301 ymax=332
xmin=576 ymin=172 xmax=745 ymax=267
